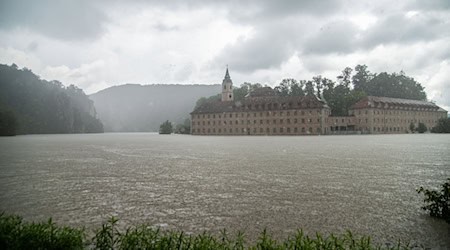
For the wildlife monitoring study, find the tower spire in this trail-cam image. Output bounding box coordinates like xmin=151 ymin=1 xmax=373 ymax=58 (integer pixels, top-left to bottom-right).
xmin=221 ymin=66 xmax=233 ymax=102
xmin=225 ymin=65 xmax=230 ymax=79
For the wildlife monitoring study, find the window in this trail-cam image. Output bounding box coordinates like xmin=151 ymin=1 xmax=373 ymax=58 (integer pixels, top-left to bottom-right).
xmin=294 ymin=127 xmax=298 ymax=132
xmin=301 ymin=127 xmax=305 ymax=132
xmin=273 ymin=127 xmax=277 ymax=133
xmin=287 ymin=127 xmax=291 ymax=133
xmin=287 ymin=119 xmax=290 ymax=124
xmin=301 ymin=118 xmax=305 ymax=123
xmin=280 ymin=128 xmax=284 ymax=133
xmin=273 ymin=119 xmax=277 ymax=124
xmin=294 ymin=118 xmax=297 ymax=124
xmin=280 ymin=119 xmax=283 ymax=124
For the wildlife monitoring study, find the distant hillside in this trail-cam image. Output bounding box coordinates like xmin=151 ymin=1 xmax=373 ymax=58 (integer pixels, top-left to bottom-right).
xmin=90 ymin=84 xmax=220 ymax=132
xmin=0 ymin=64 xmax=103 ymax=135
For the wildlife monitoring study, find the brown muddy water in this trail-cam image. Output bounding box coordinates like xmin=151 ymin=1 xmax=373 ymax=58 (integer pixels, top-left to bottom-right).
xmin=0 ymin=133 xmax=449 ymax=248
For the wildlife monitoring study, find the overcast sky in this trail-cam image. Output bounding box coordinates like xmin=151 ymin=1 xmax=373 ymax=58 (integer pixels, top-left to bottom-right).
xmin=0 ymin=0 xmax=449 ymax=109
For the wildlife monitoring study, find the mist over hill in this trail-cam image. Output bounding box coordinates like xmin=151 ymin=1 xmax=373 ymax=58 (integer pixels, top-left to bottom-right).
xmin=90 ymin=84 xmax=220 ymax=132
xmin=0 ymin=64 xmax=103 ymax=135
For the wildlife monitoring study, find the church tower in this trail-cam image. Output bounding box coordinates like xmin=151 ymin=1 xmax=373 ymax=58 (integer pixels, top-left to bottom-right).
xmin=221 ymin=67 xmax=233 ymax=102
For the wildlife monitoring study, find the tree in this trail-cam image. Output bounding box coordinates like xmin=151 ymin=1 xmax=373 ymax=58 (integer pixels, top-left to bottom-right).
xmin=313 ymin=75 xmax=322 ymax=98
xmin=0 ymin=107 xmax=18 ymax=136
xmin=352 ymin=64 xmax=371 ymax=91
xmin=304 ymin=81 xmax=315 ymax=96
xmin=337 ymin=67 xmax=353 ymax=88
xmin=291 ymin=80 xmax=305 ymax=96
xmin=174 ymin=118 xmax=191 ymax=134
xmin=431 ymin=118 xmax=450 ymax=133
xmin=275 ymin=79 xmax=296 ymax=97
xmin=409 ymin=122 xmax=416 ymax=133
xmin=159 ymin=120 xmax=173 ymax=134
xmin=0 ymin=64 xmax=104 ymax=134
xmin=417 ymin=122 xmax=427 ymax=133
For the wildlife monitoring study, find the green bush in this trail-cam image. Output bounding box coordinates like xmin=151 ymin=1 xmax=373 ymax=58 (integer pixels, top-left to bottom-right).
xmin=417 ymin=178 xmax=450 ymax=223
xmin=0 ymin=213 xmax=414 ymax=249
xmin=0 ymin=213 xmax=85 ymax=250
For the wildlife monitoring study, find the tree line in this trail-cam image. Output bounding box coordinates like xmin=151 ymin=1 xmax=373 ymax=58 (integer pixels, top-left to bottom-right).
xmin=196 ymin=64 xmax=428 ymax=117
xmin=0 ymin=64 xmax=103 ymax=135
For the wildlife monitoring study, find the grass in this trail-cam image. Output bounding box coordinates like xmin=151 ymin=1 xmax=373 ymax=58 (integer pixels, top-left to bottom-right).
xmin=0 ymin=213 xmax=415 ymax=250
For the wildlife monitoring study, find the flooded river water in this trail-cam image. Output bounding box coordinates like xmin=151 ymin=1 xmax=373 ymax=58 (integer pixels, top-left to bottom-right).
xmin=0 ymin=133 xmax=449 ymax=248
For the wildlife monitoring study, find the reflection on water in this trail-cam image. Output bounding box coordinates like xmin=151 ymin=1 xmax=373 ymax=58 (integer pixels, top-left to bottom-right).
xmin=0 ymin=133 xmax=449 ymax=247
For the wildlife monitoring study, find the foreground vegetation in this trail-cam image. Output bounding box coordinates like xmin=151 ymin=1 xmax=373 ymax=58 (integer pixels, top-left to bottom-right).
xmin=0 ymin=214 xmax=414 ymax=250
xmin=417 ymin=178 xmax=450 ymax=224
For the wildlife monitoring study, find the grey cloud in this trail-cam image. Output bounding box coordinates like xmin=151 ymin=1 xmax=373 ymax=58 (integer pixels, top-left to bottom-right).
xmin=408 ymin=0 xmax=450 ymax=10
xmin=153 ymin=23 xmax=179 ymax=32
xmin=213 ymin=23 xmax=296 ymax=72
xmin=0 ymin=0 xmax=107 ymax=41
xmin=360 ymin=13 xmax=449 ymax=48
xmin=302 ymin=20 xmax=359 ymax=55
xmin=26 ymin=41 xmax=39 ymax=52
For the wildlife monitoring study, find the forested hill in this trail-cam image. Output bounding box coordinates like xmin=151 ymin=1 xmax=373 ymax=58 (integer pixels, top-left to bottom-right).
xmin=0 ymin=64 xmax=103 ymax=135
xmin=90 ymin=84 xmax=220 ymax=132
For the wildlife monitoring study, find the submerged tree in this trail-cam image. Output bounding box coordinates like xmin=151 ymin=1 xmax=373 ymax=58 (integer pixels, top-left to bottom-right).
xmin=159 ymin=120 xmax=173 ymax=134
xmin=174 ymin=118 xmax=191 ymax=134
xmin=409 ymin=122 xmax=416 ymax=133
xmin=431 ymin=118 xmax=450 ymax=133
xmin=417 ymin=122 xmax=427 ymax=133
